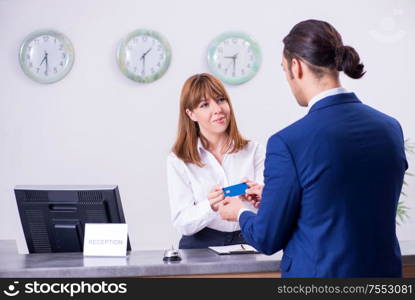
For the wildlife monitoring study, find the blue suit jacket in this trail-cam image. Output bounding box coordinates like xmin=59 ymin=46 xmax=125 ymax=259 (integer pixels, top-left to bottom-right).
xmin=240 ymin=93 xmax=408 ymax=277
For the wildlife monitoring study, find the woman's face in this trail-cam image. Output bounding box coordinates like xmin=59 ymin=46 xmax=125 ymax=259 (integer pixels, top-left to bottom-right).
xmin=186 ymin=96 xmax=231 ymax=136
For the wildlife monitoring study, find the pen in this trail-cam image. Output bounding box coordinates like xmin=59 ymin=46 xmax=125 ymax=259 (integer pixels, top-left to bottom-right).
xmin=240 ymin=244 xmax=246 ymax=250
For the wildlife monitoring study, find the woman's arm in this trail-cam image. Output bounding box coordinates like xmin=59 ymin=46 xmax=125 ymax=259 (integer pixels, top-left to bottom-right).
xmin=166 ymin=154 xmax=217 ymax=236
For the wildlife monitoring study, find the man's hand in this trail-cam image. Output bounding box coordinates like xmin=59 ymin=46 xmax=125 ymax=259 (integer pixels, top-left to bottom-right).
xmin=239 ymin=179 xmax=264 ymax=208
xmin=218 ymin=197 xmax=244 ymax=222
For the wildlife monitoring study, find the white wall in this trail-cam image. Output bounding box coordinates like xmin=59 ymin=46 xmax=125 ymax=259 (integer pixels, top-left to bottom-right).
xmin=0 ymin=0 xmax=414 ymax=252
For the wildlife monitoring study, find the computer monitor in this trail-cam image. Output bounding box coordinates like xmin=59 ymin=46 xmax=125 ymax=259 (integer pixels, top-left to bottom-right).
xmin=14 ymin=185 xmax=131 ymax=253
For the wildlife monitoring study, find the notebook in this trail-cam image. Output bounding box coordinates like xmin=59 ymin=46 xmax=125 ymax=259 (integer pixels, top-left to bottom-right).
xmin=208 ymin=244 xmax=260 ymax=255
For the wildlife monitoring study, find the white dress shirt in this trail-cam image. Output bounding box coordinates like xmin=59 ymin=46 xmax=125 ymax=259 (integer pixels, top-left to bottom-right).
xmin=167 ymin=139 xmax=265 ymax=236
xmin=307 ymin=87 xmax=349 ymax=111
xmin=237 ymin=87 xmax=350 ymax=221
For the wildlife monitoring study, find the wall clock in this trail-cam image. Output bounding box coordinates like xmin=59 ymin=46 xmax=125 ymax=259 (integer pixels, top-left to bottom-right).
xmin=207 ymin=31 xmax=261 ymax=85
xmin=117 ymin=29 xmax=171 ymax=83
xmin=19 ymin=30 xmax=75 ymax=84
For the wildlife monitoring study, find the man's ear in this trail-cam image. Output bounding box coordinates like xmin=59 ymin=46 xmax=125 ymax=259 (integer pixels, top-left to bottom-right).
xmin=291 ymin=58 xmax=303 ymax=80
xmin=186 ymin=108 xmax=197 ymax=122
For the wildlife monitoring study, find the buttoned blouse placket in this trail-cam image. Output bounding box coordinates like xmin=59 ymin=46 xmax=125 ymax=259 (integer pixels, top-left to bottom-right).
xmin=203 ymin=150 xmax=240 ymax=235
xmin=203 ymin=150 xmax=230 ymax=188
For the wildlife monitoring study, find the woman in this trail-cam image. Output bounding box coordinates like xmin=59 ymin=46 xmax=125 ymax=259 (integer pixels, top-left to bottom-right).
xmin=167 ymin=73 xmax=265 ymax=249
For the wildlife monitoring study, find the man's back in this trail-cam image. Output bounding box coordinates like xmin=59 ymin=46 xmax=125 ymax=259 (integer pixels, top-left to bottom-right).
xmin=225 ymin=19 xmax=408 ymax=278
xmin=275 ymin=92 xmax=407 ymax=277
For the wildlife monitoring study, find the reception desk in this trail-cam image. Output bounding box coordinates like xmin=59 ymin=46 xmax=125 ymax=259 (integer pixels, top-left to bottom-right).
xmin=1 ymin=240 xmax=414 ymax=278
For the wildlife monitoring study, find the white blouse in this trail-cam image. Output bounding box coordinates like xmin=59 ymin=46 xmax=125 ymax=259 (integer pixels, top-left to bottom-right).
xmin=166 ymin=139 xmax=265 ymax=236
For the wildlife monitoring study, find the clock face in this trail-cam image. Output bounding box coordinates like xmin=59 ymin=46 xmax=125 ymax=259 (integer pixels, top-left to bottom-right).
xmin=19 ymin=30 xmax=74 ymax=84
xmin=207 ymin=32 xmax=261 ymax=85
xmin=117 ymin=29 xmax=171 ymax=83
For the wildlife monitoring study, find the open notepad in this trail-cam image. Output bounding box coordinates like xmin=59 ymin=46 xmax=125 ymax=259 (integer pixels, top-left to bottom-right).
xmin=208 ymin=244 xmax=260 ymax=255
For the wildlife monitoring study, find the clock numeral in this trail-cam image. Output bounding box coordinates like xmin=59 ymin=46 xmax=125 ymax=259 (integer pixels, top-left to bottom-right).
xmin=134 ymin=67 xmax=137 ymax=73
xmin=232 ymin=38 xmax=237 ymax=44
xmin=142 ymin=35 xmax=148 ymax=42
xmin=133 ymin=38 xmax=138 ymax=44
xmin=157 ymin=45 xmax=162 ymax=51
xmin=141 ymin=70 xmax=145 ymax=77
xmin=43 ymin=36 xmax=49 ymax=42
xmin=218 ymin=47 xmax=223 ymax=53
xmin=159 ymin=54 xmax=164 ymax=59
xmin=157 ymin=62 xmax=161 ymax=67
xmin=34 ymin=39 xmax=39 ymax=44
xmin=151 ymin=67 xmax=155 ymax=74
xmin=29 ymin=62 xmax=33 ymax=68
xmin=59 ymin=44 xmax=64 ymax=51
xmin=44 ymin=70 xmax=48 ymax=76
xmin=232 ymin=71 xmax=236 ymax=77
xmin=60 ymin=61 xmax=64 ymax=67
xmin=26 ymin=54 xmax=30 ymax=60
xmin=217 ymin=63 xmax=221 ymax=69
xmin=224 ymin=68 xmax=228 ymax=74
xmin=126 ymin=61 xmax=130 ymax=67
xmin=247 ymin=63 xmax=251 ymax=68
xmin=54 ymin=38 xmax=57 ymax=43
xmin=54 ymin=67 xmax=58 ymax=73
xmin=250 ymin=55 xmax=254 ymax=61
xmin=241 ymin=69 xmax=245 ymax=75
xmin=36 ymin=68 xmax=40 ymax=73
xmin=28 ymin=46 xmax=32 ymax=51
xmin=127 ymin=44 xmax=132 ymax=50
xmin=62 ymin=53 xmax=67 ymax=59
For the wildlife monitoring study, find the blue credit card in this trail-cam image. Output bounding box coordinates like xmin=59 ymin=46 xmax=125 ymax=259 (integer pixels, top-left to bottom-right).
xmin=222 ymin=183 xmax=249 ymax=197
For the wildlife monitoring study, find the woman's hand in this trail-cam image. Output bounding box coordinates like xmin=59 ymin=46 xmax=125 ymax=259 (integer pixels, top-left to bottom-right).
xmin=208 ymin=185 xmax=225 ymax=211
xmin=239 ymin=179 xmax=264 ymax=208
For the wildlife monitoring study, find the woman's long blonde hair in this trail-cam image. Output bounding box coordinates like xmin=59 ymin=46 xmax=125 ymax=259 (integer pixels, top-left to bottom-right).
xmin=172 ymin=73 xmax=248 ymax=167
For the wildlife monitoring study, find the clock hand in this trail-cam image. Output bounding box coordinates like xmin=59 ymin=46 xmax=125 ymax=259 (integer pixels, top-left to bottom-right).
xmin=224 ymin=53 xmax=238 ymax=58
xmin=223 ymin=52 xmax=239 ymax=73
xmin=233 ymin=53 xmax=238 ymax=74
xmin=232 ymin=57 xmax=236 ymax=74
xmin=140 ymin=55 xmax=146 ymax=76
xmin=139 ymin=48 xmax=152 ymax=76
xmin=224 ymin=52 xmax=239 ymax=59
xmin=45 ymin=51 xmax=49 ymax=73
xmin=39 ymin=51 xmax=47 ymax=66
xmin=140 ymin=47 xmax=152 ymax=60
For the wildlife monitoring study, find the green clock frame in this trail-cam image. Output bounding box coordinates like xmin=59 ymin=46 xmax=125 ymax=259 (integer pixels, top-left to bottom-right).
xmin=207 ymin=31 xmax=261 ymax=85
xmin=19 ymin=29 xmax=75 ymax=84
xmin=117 ymin=29 xmax=171 ymax=83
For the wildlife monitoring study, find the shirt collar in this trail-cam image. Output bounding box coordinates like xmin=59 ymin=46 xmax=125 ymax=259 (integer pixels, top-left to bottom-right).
xmin=197 ymin=137 xmax=234 ymax=155
xmin=197 ymin=138 xmax=206 ymax=154
xmin=307 ymin=87 xmax=348 ymax=111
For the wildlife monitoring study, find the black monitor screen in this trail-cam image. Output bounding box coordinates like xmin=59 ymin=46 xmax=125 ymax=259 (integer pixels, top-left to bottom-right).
xmin=14 ymin=185 xmax=131 ymax=253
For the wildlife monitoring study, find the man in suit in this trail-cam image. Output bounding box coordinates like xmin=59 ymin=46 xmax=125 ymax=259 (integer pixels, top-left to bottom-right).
xmin=218 ymin=19 xmax=408 ymax=277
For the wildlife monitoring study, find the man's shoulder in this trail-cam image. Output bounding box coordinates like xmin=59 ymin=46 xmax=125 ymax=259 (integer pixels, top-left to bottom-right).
xmin=270 ymin=115 xmax=312 ymax=143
